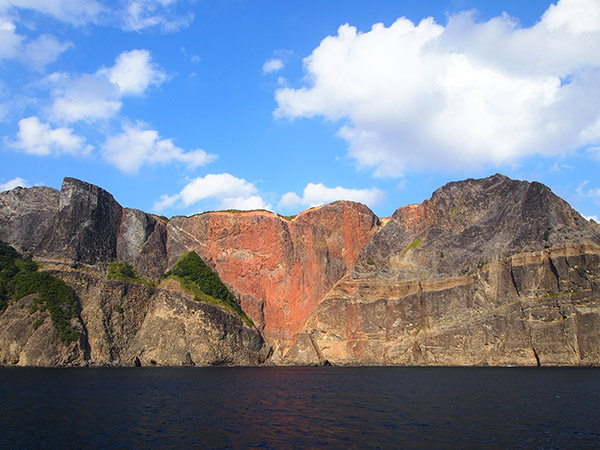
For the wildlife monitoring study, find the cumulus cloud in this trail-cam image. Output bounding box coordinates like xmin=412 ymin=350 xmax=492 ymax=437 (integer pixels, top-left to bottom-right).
xmin=50 ymin=49 xmax=166 ymax=123
xmin=12 ymin=116 xmax=92 ymax=156
xmin=50 ymin=74 xmax=122 ymax=122
xmin=98 ymin=49 xmax=167 ymax=95
xmin=584 ymin=214 xmax=598 ymax=222
xmin=102 ymin=122 xmax=217 ymax=173
xmin=153 ymin=173 xmax=271 ymax=213
xmin=275 ymin=0 xmax=600 ymax=177
xmin=279 ymin=182 xmax=385 ymax=210
xmin=0 ymin=176 xmax=29 ymax=191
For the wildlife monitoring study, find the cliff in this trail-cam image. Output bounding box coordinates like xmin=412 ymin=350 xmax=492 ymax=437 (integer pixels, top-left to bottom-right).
xmin=167 ymin=202 xmax=379 ymax=357
xmin=0 ymin=174 xmax=599 ymax=366
xmin=286 ymin=175 xmax=600 ymax=365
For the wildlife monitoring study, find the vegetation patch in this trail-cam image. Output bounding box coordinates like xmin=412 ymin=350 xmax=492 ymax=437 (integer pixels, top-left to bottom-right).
xmin=0 ymin=241 xmax=80 ymax=344
xmin=107 ymin=261 xmax=154 ymax=287
xmin=543 ymin=227 xmax=553 ymax=242
xmin=32 ymin=316 xmax=45 ymax=331
xmin=164 ymin=251 xmax=254 ymax=327
xmin=402 ymin=237 xmax=423 ymax=254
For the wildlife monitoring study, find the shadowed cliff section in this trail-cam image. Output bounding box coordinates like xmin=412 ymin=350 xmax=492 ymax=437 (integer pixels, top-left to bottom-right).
xmin=0 ymin=178 xmax=170 ymax=280
xmin=287 ymin=174 xmax=600 ymax=366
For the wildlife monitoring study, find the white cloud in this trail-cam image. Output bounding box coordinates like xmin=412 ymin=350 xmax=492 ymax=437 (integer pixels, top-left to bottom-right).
xmin=584 ymin=214 xmax=598 ymax=222
xmin=152 ymin=193 xmax=178 ymax=212
xmin=22 ymin=34 xmax=73 ymax=71
xmin=0 ymin=0 xmax=192 ymax=31
xmin=0 ymin=17 xmax=71 ymax=70
xmin=12 ymin=116 xmax=93 ymax=156
xmin=120 ymin=0 xmax=193 ymax=32
xmin=0 ymin=0 xmax=105 ymax=26
xmin=50 ymin=49 xmax=166 ymax=123
xmin=279 ymin=182 xmax=385 ymax=210
xmin=102 ymin=122 xmax=217 ymax=173
xmin=263 ymin=58 xmax=284 ymax=74
xmin=154 ymin=173 xmax=271 ymax=213
xmin=275 ymin=0 xmax=600 ymax=177
xmin=0 ymin=176 xmax=29 ymax=191
xmin=179 ymin=173 xmax=259 ymax=206
xmin=279 ymin=191 xmax=302 ymax=209
xmin=50 ymin=74 xmax=122 ymax=123
xmin=220 ymin=195 xmax=271 ymax=211
xmin=98 ymin=49 xmax=167 ymax=95
xmin=0 ymin=17 xmax=22 ymax=60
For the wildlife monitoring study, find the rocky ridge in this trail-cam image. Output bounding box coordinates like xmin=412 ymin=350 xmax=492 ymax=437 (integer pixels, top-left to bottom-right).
xmin=286 ymin=175 xmax=600 ymax=365
xmin=1 ymin=174 xmax=599 ymax=366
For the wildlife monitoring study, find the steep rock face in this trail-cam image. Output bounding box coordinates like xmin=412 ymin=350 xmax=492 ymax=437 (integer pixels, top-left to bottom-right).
xmin=117 ymin=208 xmax=168 ymax=280
xmin=167 ymin=201 xmax=380 ymax=356
xmin=0 ymin=294 xmax=87 ymax=366
xmin=355 ymin=174 xmax=599 ymax=279
xmin=37 ymin=178 xmax=123 ymax=264
xmin=0 ymin=178 xmax=168 ymax=280
xmin=286 ymin=175 xmax=600 ymax=366
xmin=0 ymin=186 xmax=60 ymax=252
xmin=0 ymin=262 xmax=270 ymax=366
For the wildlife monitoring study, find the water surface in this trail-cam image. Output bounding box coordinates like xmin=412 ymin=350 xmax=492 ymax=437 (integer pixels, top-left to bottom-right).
xmin=0 ymin=367 xmax=598 ymax=449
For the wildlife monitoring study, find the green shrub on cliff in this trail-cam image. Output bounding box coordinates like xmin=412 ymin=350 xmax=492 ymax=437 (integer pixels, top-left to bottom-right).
xmin=165 ymin=251 xmax=253 ymax=326
xmin=107 ymin=261 xmax=154 ymax=287
xmin=0 ymin=241 xmax=80 ymax=344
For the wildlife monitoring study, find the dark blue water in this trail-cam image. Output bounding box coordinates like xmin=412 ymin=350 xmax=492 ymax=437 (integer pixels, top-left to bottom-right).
xmin=0 ymin=367 xmax=598 ymax=449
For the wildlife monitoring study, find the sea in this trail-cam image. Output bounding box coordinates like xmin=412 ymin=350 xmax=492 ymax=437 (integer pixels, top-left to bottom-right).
xmin=0 ymin=366 xmax=598 ymax=449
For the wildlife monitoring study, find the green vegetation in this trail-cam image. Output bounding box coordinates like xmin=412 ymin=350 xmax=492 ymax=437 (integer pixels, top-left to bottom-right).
xmin=107 ymin=261 xmax=154 ymax=287
xmin=114 ymin=304 xmax=124 ymax=314
xmin=200 ymin=209 xmax=270 ymax=216
xmin=32 ymin=316 xmax=45 ymax=330
xmin=402 ymin=237 xmax=423 ymax=254
xmin=0 ymin=242 xmax=20 ymax=314
xmin=0 ymin=241 xmax=80 ymax=344
xmin=477 ymin=260 xmax=487 ymax=270
xmin=543 ymin=227 xmax=552 ymax=242
xmin=279 ymin=215 xmax=296 ymax=221
xmin=164 ymin=251 xmax=254 ymax=326
xmin=407 ymin=237 xmax=422 ymax=250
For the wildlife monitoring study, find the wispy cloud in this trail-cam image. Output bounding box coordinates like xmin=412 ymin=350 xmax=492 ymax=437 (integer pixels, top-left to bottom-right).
xmin=0 ymin=0 xmax=193 ymax=32
xmin=263 ymin=58 xmax=284 ymax=74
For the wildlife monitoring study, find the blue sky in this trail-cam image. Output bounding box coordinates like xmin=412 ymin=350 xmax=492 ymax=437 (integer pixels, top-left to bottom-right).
xmin=1 ymin=0 xmax=599 ymax=221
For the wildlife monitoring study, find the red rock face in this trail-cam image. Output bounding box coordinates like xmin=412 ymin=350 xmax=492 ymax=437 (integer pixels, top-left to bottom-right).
xmin=167 ymin=201 xmax=380 ymax=354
